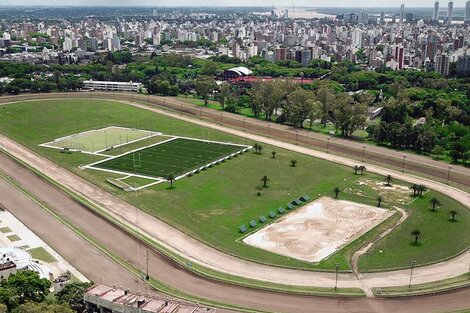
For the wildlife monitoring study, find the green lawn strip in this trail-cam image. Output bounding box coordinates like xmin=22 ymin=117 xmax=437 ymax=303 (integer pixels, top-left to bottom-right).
xmin=1 ymin=99 xmax=469 ymax=273
xmin=0 ymin=152 xmax=365 ymax=297
xmin=29 ymin=247 xmax=57 ymax=263
xmin=7 ymin=234 xmax=21 ymax=242
xmin=0 ymin=226 xmax=12 ymax=233
xmin=373 ymin=273 xmax=470 ymax=297
xmin=359 ymin=190 xmax=470 ymax=272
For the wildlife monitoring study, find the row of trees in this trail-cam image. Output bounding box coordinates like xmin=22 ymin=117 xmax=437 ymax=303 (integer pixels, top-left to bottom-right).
xmin=248 ymin=81 xmax=369 ymax=137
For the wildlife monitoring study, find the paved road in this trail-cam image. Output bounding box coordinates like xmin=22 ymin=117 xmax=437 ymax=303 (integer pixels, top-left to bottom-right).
xmin=2 ymin=152 xmax=470 ymax=313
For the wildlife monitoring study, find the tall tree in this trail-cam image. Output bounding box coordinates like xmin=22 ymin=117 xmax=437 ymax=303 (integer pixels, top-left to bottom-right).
xmin=285 ymin=88 xmax=317 ymax=128
xmin=12 ymin=302 xmax=74 ymax=313
xmin=195 ymin=75 xmax=216 ymax=106
xmin=430 ymin=197 xmax=441 ymax=212
xmin=216 ymin=82 xmax=232 ymax=110
xmin=331 ymin=93 xmax=367 ymax=137
xmin=411 ymin=229 xmax=422 ymax=244
xmin=334 ymin=186 xmax=341 ymax=199
xmin=249 ymin=81 xmax=285 ymax=121
xmin=315 ymin=87 xmax=334 ymax=127
xmin=261 ymin=175 xmax=270 ymax=188
xmin=449 ymin=210 xmax=458 ymax=221
xmin=56 ymin=282 xmax=93 ymax=313
xmin=0 ymin=271 xmax=50 ymax=311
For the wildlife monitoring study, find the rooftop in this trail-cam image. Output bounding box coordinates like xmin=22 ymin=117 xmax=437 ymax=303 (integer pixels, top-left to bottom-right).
xmin=85 ymin=284 xmax=215 ymax=313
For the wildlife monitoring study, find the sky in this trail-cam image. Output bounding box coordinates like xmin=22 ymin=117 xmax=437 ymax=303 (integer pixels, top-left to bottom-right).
xmin=1 ymin=0 xmax=469 ymax=7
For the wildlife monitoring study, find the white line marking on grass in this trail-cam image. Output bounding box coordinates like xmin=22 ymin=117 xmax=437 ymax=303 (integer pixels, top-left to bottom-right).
xmin=81 ymin=134 xmax=252 ymax=189
xmin=82 ymin=136 xmax=179 ymax=169
xmin=130 ymin=179 xmax=166 ymax=191
xmin=95 ymin=130 xmax=162 ymax=154
xmin=83 ymin=165 xmax=166 ymax=181
xmin=39 ymin=126 xmax=162 ymax=154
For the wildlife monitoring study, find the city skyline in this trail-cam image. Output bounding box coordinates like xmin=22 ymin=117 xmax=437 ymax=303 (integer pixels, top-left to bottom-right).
xmin=3 ymin=0 xmax=470 ymax=8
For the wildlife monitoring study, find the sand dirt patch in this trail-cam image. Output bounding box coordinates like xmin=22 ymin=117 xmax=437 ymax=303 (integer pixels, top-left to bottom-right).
xmin=243 ymin=197 xmax=393 ymax=263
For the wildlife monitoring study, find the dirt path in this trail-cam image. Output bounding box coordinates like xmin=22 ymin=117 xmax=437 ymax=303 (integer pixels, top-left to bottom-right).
xmin=0 ymin=177 xmax=145 ymax=293
xmin=351 ymin=208 xmax=409 ymax=297
xmin=0 ymin=97 xmax=470 ymax=292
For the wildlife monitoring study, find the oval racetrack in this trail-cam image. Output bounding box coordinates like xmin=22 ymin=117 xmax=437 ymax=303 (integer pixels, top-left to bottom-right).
xmin=1 ymin=144 xmax=470 ymax=313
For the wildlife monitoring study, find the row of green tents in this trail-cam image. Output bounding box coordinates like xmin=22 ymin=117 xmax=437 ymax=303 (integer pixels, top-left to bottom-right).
xmin=239 ymin=195 xmax=311 ymax=233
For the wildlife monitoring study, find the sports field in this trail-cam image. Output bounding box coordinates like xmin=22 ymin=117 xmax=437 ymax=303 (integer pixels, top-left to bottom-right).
xmin=41 ymin=126 xmax=157 ymax=153
xmin=90 ymin=137 xmax=247 ymax=178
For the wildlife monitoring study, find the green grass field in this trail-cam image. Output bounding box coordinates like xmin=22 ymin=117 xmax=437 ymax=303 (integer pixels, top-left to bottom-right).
xmin=93 ymin=137 xmax=245 ymax=178
xmin=44 ymin=126 xmax=155 ymax=152
xmin=29 ymin=247 xmax=57 ymax=263
xmin=1 ymin=99 xmax=469 ymax=272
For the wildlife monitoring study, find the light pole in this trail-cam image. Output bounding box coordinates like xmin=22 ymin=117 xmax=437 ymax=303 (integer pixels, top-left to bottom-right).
xmin=409 ymin=260 xmax=416 ymax=288
xmin=327 ymin=136 xmax=330 ymax=153
xmin=200 ymin=107 xmax=203 ymax=120
xmin=402 ymin=155 xmax=406 ymax=173
xmin=362 ymin=145 xmax=366 ymax=163
xmin=268 ymin=123 xmax=270 ymax=137
xmin=105 ymin=130 xmax=108 ymax=149
xmin=243 ymin=118 xmax=246 ymax=131
xmin=447 ymin=166 xmax=452 ymax=185
xmin=145 ymin=249 xmax=149 ymax=281
xmin=335 ymin=263 xmax=340 ymax=290
xmin=220 ymin=112 xmax=224 ymax=124
xmin=295 ymin=130 xmax=299 ymax=145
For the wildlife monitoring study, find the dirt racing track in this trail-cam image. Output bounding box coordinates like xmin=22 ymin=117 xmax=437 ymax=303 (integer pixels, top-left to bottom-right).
xmin=1 ymin=94 xmax=470 ymax=312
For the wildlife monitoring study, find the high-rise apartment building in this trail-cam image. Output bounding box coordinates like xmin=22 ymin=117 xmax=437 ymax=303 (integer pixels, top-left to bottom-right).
xmin=435 ymin=53 xmax=450 ymax=76
xmin=465 ymin=1 xmax=470 ymax=23
xmin=447 ymin=1 xmax=453 ymax=25
xmin=433 ymin=1 xmax=440 ymax=21
xmin=400 ymin=4 xmax=405 ymax=24
xmin=457 ymin=55 xmax=470 ymax=72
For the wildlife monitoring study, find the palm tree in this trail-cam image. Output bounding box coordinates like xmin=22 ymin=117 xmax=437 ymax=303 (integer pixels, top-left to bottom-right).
xmin=255 ymin=185 xmax=263 ymax=196
xmin=359 ymin=165 xmax=366 ymax=175
xmin=449 ymin=210 xmax=458 ymax=221
xmin=253 ymin=143 xmax=259 ymax=153
xmin=167 ymin=173 xmax=175 ymax=188
xmin=430 ymin=197 xmax=441 ymax=211
xmin=261 ymin=175 xmax=270 ymax=188
xmin=417 ymin=185 xmax=427 ymax=197
xmin=385 ymin=175 xmax=392 ymax=186
xmin=334 ymin=187 xmax=340 ymax=199
xmin=410 ymin=229 xmax=421 ymax=245
xmin=410 ymin=184 xmax=419 ymax=197
xmin=290 ymin=159 xmax=298 ymax=167
xmin=377 ymin=195 xmax=383 ymax=207
xmin=354 ymin=165 xmax=359 ymax=175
